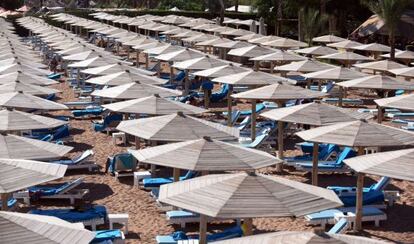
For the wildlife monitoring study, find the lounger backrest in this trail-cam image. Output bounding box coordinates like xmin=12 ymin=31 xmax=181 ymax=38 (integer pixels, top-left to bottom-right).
xmin=55 ymin=178 xmax=83 ymax=194
xmin=334 ymin=147 xmax=356 ymax=165
xmin=231 ymin=110 xmax=241 ymax=125
xmin=371 ymin=177 xmax=391 ymax=191
xmin=319 ymin=144 xmax=339 ymax=160
xmin=182 ymin=171 xmax=197 ymax=180
xmin=236 ymin=116 xmax=251 ymax=130
xmin=114 ymin=153 xmax=137 ymax=171
xmin=211 ymin=84 xmax=229 ymax=102
xmin=248 ymin=128 xmax=270 ymax=148
xmin=207 ymin=226 xmax=243 ymax=242
xmin=328 ymin=218 xmax=349 ymax=234
xmin=175 ymin=70 xmax=186 ymax=81
xmin=53 ymin=125 xmax=70 ymax=140
xmin=73 ymin=150 xmax=94 ymax=164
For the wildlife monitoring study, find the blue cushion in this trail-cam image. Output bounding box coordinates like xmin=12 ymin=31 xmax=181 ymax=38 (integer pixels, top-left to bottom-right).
xmin=92 ymin=230 xmax=123 ymax=243
xmin=167 ymin=210 xmax=199 ymax=219
xmin=30 ymin=205 xmax=107 ymax=223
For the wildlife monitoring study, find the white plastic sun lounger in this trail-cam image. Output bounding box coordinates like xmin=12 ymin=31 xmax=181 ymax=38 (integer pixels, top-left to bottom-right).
xmin=50 ymin=150 xmax=98 ymax=171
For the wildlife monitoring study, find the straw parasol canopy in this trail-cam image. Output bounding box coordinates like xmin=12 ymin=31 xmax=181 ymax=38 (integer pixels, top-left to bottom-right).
xmin=250 ymin=51 xmax=307 ymax=62
xmin=0 ymin=71 xmax=59 ymax=86
xmin=262 ymin=38 xmax=308 ymax=49
xmin=85 ymin=70 xmax=167 ymax=86
xmin=129 ymin=136 xmax=281 ymax=171
xmin=312 ymin=34 xmax=346 ymax=43
xmin=0 ymin=81 xmax=60 ymax=96
xmin=81 ymin=63 xmax=154 ymax=76
xmin=353 ymin=60 xmax=407 ymax=73
xmin=336 ymin=75 xmax=414 ymax=91
xmin=296 ymin=119 xmax=414 ymax=147
xmin=232 ymin=82 xmax=325 ymax=100
xmin=381 ymin=50 xmax=414 ymax=62
xmin=172 ymin=56 xmax=228 ymax=70
xmin=213 ymin=70 xmax=294 ymax=86
xmin=0 ymin=158 xmax=67 ymax=194
xmin=68 ymin=56 xmax=123 ymax=69
xmin=317 ymin=52 xmax=373 ymax=63
xmin=116 ymin=112 xmax=239 ymax=142
xmin=0 ymin=109 xmax=67 ymax=132
xmin=0 ymin=134 xmax=73 ymax=160
xmin=248 ymin=35 xmax=281 ymax=45
xmin=294 ymin=46 xmax=338 ymax=56
xmin=159 ymin=172 xmax=343 ymax=218
xmin=0 ymin=63 xmax=51 ymax=76
xmin=227 ymin=45 xmax=275 ymax=58
xmin=192 ymin=64 xmax=248 ymax=78
xmin=155 ymin=48 xmax=205 ymax=62
xmin=344 ymin=148 xmax=414 ymax=182
xmin=375 ymin=94 xmax=414 ymax=111
xmin=327 ymin=40 xmax=363 ymax=50
xmin=195 ymin=38 xmax=231 ymax=47
xmin=261 ymin=102 xmax=372 ymax=126
xmin=0 ymin=92 xmax=68 ymax=110
xmin=220 ymin=29 xmax=255 ymax=37
xmin=351 ymin=43 xmax=391 ymax=53
xmin=234 ymin=33 xmax=263 ymax=41
xmin=0 ymin=211 xmax=95 ymax=244
xmin=304 ymin=67 xmax=368 ymax=81
xmin=213 ymin=41 xmax=252 ymax=50
xmin=91 ymin=82 xmax=181 ymax=100
xmin=214 ymin=231 xmax=390 ymax=244
xmin=143 ymin=44 xmax=183 ymax=55
xmin=102 ymin=94 xmax=207 ymax=115
xmin=275 ymin=60 xmax=335 ymax=73
xmin=389 ymin=67 xmax=414 ymax=78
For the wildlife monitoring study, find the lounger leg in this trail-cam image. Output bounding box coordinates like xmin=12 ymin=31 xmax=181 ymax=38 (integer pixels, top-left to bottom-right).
xmin=70 ymin=198 xmax=75 ymax=205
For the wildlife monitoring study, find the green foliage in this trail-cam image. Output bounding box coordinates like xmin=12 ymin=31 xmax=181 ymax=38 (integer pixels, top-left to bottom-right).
xmin=300 ymin=7 xmax=328 ymax=45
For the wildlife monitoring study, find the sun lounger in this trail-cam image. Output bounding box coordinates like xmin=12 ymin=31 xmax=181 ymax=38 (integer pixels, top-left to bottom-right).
xmin=240 ymin=127 xmax=272 ymax=149
xmin=322 ymin=98 xmax=363 ymax=106
xmin=142 ymin=171 xmax=198 ymax=189
xmin=92 ymin=230 xmax=125 ymax=244
xmin=391 ymin=119 xmax=414 ymax=124
xmin=210 ymin=84 xmax=229 ymax=103
xmin=285 ymin=144 xmax=339 ymax=166
xmin=93 ymin=113 xmax=123 ymax=132
xmin=72 ymin=106 xmax=104 ymax=117
xmin=0 ymin=197 xmax=17 ymax=210
xmin=358 ymin=108 xmax=400 ymax=115
xmin=295 ymin=147 xmax=356 ymax=172
xmin=305 ymin=206 xmax=387 ymax=229
xmin=235 ymin=116 xmax=251 ymax=131
xmin=327 ymin=218 xmax=349 ymax=234
xmin=106 ymin=153 xmax=138 ymax=179
xmin=387 ymin=112 xmax=414 ymax=119
xmin=14 ymin=178 xmax=89 ymax=205
xmin=156 ymin=226 xmax=243 ymax=244
xmin=30 ymin=205 xmax=107 ymax=230
xmin=39 ymin=124 xmax=71 ymax=143
xmin=166 ymin=210 xmax=200 ymax=228
xmin=50 ymin=149 xmax=97 ymax=171
xmin=328 ymin=177 xmax=400 ymax=207
xmin=161 ymin=70 xmax=186 ymax=82
xmin=48 ymin=73 xmax=61 ymax=80
xmin=239 ymin=103 xmax=266 ymax=117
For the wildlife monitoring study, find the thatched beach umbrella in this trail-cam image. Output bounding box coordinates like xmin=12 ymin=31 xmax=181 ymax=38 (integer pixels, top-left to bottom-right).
xmin=296 ymin=120 xmax=414 ymax=231
xmin=91 ymin=81 xmax=181 ymax=100
xmin=192 ymin=64 xmax=248 ymax=78
xmin=0 ymin=63 xmax=50 ymax=76
xmin=85 ymin=70 xmax=167 ymax=86
xmin=0 ymin=211 xmax=95 ymax=244
xmin=317 ymin=52 xmax=373 ymax=67
xmin=262 ymin=38 xmax=308 ymax=49
xmin=0 ymin=92 xmax=68 ymax=111
xmin=351 ymin=43 xmax=391 ymax=58
xmin=159 ymin=172 xmax=343 ymax=244
xmin=227 ymin=45 xmax=275 ymax=59
xmin=312 ymin=34 xmax=346 ymax=44
xmin=248 ymin=35 xmax=280 ymax=45
xmin=327 ymin=40 xmax=363 ymax=50
xmin=0 ymin=158 xmax=67 ymax=210
xmin=0 ymin=71 xmax=58 ymax=86
xmin=103 ymin=94 xmax=207 ymax=115
xmin=213 ymin=71 xmax=294 ymax=128
xmin=233 ymin=83 xmax=325 ymax=161
xmin=215 ymin=231 xmax=390 ymax=244
xmin=0 ymin=81 xmax=60 ymax=96
xmin=275 ymin=59 xmax=335 ymax=74
xmin=213 ymin=41 xmax=252 ymax=59
xmin=381 ymin=50 xmax=414 ymax=65
xmin=375 ymin=93 xmax=414 ymax=111
xmin=250 ymin=51 xmax=307 ymax=73
xmin=234 ymin=33 xmax=263 ymax=41
xmin=0 ymin=109 xmax=67 ymax=132
xmin=389 ymin=67 xmax=414 ymax=78
xmin=116 ymin=112 xmax=239 ymax=142
xmin=353 ymin=60 xmax=407 ymax=74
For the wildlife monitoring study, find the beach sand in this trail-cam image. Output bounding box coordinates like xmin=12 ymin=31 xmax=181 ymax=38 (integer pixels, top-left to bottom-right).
xmin=23 ymin=76 xmax=412 ymax=243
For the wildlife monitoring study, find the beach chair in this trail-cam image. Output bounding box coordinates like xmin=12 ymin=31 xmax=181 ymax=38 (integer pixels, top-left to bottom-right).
xmin=72 ymin=106 xmax=104 ymax=118
xmin=142 ymin=171 xmax=198 ymax=189
xmin=210 ymin=84 xmax=229 ymax=103
xmin=50 ymin=149 xmax=97 ymax=171
xmin=285 ymin=144 xmax=339 ymax=166
xmin=402 ymin=122 xmax=414 ymax=131
xmin=240 ymin=128 xmax=272 ymax=149
xmin=322 ymin=98 xmax=363 ymax=106
xmin=106 ymin=153 xmax=138 ymax=179
xmin=327 ymin=218 xmax=350 ymax=234
xmin=221 ymin=110 xmax=241 ymax=126
xmin=30 ymin=205 xmax=108 ymax=230
xmin=239 ymin=103 xmax=266 ymax=117
xmin=156 ymin=225 xmax=243 ymax=244
xmin=387 ymin=112 xmax=414 ymax=119
xmin=305 ymin=206 xmax=387 ymax=229
xmin=328 ymin=177 xmax=400 ymax=207
xmin=93 ymin=113 xmax=123 ymax=132
xmin=0 ymin=197 xmax=17 ymax=210
xmin=39 ymin=124 xmax=71 ymax=143
xmin=295 ymin=147 xmax=356 ymax=172
xmin=48 ymin=73 xmax=61 ymax=80
xmin=166 ymin=210 xmax=200 ymax=228
xmin=92 ymin=230 xmax=125 ymax=244
xmin=161 ymin=70 xmax=186 ymax=82
xmin=234 ymin=116 xmax=251 ymax=131
xmin=13 ymin=178 xmax=89 ymax=205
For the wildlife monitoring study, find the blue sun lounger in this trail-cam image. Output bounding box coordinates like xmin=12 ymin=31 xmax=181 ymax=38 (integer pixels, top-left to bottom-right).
xmin=72 ymin=106 xmax=104 ymax=118
xmin=91 ymin=230 xmax=125 ymax=244
xmin=93 ymin=113 xmax=123 ymax=132
xmin=327 ymin=218 xmax=349 ymax=234
xmin=143 ymin=171 xmax=198 ymax=189
xmin=323 ymin=98 xmax=363 ymax=106
xmin=305 ymin=206 xmax=387 ymax=229
xmin=240 ymin=128 xmax=271 ymax=149
xmin=38 ymin=125 xmax=70 ymax=143
xmin=285 ymin=144 xmax=339 ymax=166
xmin=30 ymin=205 xmax=107 ymax=230
xmin=327 ymin=177 xmax=399 ymax=207
xmin=156 ymin=225 xmax=243 ymax=244
xmin=295 ymin=147 xmax=356 ymax=172
xmin=106 ymin=153 xmax=137 ymax=178
xmin=0 ymin=198 xmax=17 ymax=210
xmin=296 ymin=142 xmax=329 ymax=154
xmin=14 ymin=178 xmax=89 ymax=205
xmin=48 ymin=73 xmax=61 ymax=80
xmin=50 ymin=150 xmax=95 ymax=171
xmin=235 ymin=116 xmax=251 ymax=131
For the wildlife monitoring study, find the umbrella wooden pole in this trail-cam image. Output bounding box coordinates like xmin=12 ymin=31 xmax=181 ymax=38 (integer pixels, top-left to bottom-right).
xmin=244 ymin=218 xmax=253 ymax=235
xmin=311 ymin=142 xmax=319 ymax=186
xmin=156 ymin=60 xmax=161 ymax=77
xmin=227 ymin=85 xmax=233 ymax=126
xmin=270 ymin=62 xmax=275 ymax=74
xmin=377 ymin=106 xmax=383 ymax=124
xmin=338 ymin=87 xmax=343 ymax=107
xmin=1 ymin=193 xmax=8 ymax=211
xmin=183 ymin=70 xmax=190 ymax=96
xmin=169 ymin=65 xmax=174 ymax=83
xmin=251 ymin=100 xmax=257 ymax=141
xmin=199 ymin=214 xmax=208 ymax=244
xmin=173 ymin=168 xmax=180 ymax=182
xmin=135 ymin=136 xmax=140 ymax=149
xmin=254 ymin=61 xmax=259 ymax=71
xmin=276 ymin=101 xmax=285 ymax=172
xmin=136 ymin=51 xmax=140 ymax=67
xmin=127 ymin=46 xmax=130 ymax=60
xmin=354 ymin=147 xmax=365 ymax=231
xmin=150 ymin=141 xmax=157 ymax=176
xmin=145 ymin=53 xmax=149 ymax=69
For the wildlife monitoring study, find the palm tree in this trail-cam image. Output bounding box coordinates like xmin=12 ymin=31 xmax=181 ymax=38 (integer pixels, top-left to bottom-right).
xmin=362 ymin=0 xmax=412 ymax=59
xmin=300 ymin=7 xmax=328 ymax=45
